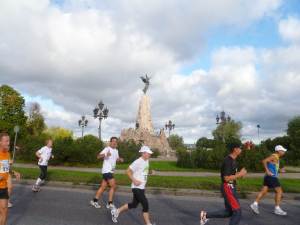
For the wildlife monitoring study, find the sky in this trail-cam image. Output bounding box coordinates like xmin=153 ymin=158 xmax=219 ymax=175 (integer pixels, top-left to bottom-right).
xmin=1 ymin=0 xmax=300 ymax=143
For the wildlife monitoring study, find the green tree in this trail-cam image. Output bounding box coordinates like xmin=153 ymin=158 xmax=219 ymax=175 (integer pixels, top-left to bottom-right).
xmin=212 ymin=120 xmax=242 ymax=142
xmin=27 ymin=102 xmax=46 ymax=136
xmin=196 ymin=137 xmax=216 ymax=149
xmin=287 ymin=116 xmax=300 ymax=165
xmin=168 ymin=134 xmax=185 ymax=150
xmin=44 ymin=126 xmax=73 ymax=140
xmin=0 ymin=85 xmax=27 ymax=135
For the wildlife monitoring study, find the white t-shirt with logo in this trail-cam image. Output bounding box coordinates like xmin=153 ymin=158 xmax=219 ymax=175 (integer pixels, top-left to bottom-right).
xmin=37 ymin=146 xmax=52 ymax=166
xmin=101 ymin=147 xmax=119 ymax=174
xmin=129 ymin=157 xmax=149 ymax=190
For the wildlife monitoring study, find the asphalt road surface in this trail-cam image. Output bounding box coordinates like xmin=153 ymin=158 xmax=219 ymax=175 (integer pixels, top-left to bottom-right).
xmin=8 ymin=184 xmax=300 ymax=225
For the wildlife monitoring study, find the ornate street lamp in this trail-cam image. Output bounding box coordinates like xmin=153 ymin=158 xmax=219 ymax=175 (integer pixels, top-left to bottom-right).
xmin=78 ymin=116 xmax=88 ymax=137
xmin=165 ymin=120 xmax=175 ymax=137
xmin=93 ymin=101 xmax=109 ymax=140
xmin=257 ymin=124 xmax=261 ymax=141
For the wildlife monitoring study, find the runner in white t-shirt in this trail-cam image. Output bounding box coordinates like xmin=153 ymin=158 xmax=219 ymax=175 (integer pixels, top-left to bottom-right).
xmin=90 ymin=137 xmax=124 ymax=209
xmin=111 ymin=146 xmax=155 ymax=225
xmin=32 ymin=139 xmax=54 ymax=192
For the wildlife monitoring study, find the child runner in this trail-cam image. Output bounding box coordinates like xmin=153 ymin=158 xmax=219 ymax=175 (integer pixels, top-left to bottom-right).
xmin=250 ymin=145 xmax=287 ymax=216
xmin=32 ymin=139 xmax=54 ymax=192
xmin=0 ymin=132 xmax=21 ymax=225
xmin=111 ymin=146 xmax=155 ymax=225
xmin=200 ymin=142 xmax=247 ymax=225
xmin=90 ymin=137 xmax=123 ymax=209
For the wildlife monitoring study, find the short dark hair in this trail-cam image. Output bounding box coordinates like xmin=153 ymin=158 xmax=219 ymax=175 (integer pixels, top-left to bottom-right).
xmin=110 ymin=137 xmax=118 ymax=142
xmin=226 ymin=139 xmax=242 ymax=153
xmin=0 ymin=132 xmax=9 ymax=141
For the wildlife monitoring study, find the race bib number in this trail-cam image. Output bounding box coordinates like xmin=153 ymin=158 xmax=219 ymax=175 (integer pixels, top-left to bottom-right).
xmin=0 ymin=160 xmax=10 ymax=173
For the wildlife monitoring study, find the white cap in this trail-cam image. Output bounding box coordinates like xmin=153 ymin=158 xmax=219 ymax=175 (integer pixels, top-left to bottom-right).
xmin=139 ymin=146 xmax=153 ymax=154
xmin=275 ymin=145 xmax=287 ymax=152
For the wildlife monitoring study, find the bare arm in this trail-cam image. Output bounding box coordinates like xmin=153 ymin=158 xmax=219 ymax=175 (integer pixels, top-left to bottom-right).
xmin=36 ymin=151 xmax=41 ymax=158
xmin=224 ymin=168 xmax=247 ymax=183
xmin=262 ymin=155 xmax=276 ymax=176
xmin=126 ymin=168 xmax=142 ymax=186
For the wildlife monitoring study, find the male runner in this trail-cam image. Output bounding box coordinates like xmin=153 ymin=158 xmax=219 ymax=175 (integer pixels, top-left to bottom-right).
xmin=90 ymin=137 xmax=123 ymax=209
xmin=111 ymin=146 xmax=155 ymax=225
xmin=0 ymin=133 xmax=21 ymax=225
xmin=32 ymin=139 xmax=54 ymax=192
xmin=200 ymin=142 xmax=247 ymax=225
xmin=250 ymin=145 xmax=287 ymax=216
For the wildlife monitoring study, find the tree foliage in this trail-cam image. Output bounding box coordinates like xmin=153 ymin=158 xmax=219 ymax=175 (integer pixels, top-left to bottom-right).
xmin=212 ymin=120 xmax=242 ymax=142
xmin=27 ymin=102 xmax=46 ymax=136
xmin=0 ymin=85 xmax=27 ymax=135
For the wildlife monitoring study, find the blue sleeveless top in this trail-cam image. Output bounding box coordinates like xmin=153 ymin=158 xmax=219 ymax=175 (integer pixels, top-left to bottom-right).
xmin=267 ymin=154 xmax=279 ymax=177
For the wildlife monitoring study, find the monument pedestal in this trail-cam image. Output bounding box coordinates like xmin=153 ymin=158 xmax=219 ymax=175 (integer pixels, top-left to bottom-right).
xmin=120 ymin=94 xmax=174 ymax=157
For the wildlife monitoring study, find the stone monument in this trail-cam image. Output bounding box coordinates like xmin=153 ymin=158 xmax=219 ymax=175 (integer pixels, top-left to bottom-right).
xmin=120 ymin=75 xmax=174 ymax=157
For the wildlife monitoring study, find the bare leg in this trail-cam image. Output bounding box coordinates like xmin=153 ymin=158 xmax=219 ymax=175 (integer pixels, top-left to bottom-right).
xmin=95 ymin=180 xmax=107 ymax=199
xmin=0 ymin=199 xmax=8 ymax=225
xmin=274 ymin=187 xmax=283 ymax=207
xmin=255 ymin=186 xmax=269 ymax=203
xmin=107 ymin=179 xmax=116 ymax=203
xmin=142 ymin=212 xmax=151 ymax=225
xmin=117 ymin=203 xmax=129 ymax=214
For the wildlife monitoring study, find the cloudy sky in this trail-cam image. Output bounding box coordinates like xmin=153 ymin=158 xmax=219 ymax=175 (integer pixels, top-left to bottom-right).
xmin=1 ymin=0 xmax=300 ymax=143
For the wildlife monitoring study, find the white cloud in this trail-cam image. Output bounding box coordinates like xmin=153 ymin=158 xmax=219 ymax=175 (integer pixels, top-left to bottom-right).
xmin=279 ymin=16 xmax=300 ymax=43
xmin=2 ymin=0 xmax=299 ymax=144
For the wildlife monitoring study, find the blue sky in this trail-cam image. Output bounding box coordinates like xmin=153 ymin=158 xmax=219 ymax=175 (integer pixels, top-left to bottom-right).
xmin=181 ymin=0 xmax=300 ymax=74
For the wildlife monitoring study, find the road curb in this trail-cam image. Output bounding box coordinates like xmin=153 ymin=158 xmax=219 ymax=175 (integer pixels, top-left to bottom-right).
xmin=15 ymin=179 xmax=300 ymax=201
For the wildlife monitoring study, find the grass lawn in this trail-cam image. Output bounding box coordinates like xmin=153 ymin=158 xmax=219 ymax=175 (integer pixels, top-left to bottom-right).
xmin=13 ymin=167 xmax=300 ymax=193
xmin=16 ymin=160 xmax=218 ymax=172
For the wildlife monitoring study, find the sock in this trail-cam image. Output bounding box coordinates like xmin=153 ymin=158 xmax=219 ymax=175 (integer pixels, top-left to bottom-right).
xmin=275 ymin=206 xmax=280 ymax=210
xmin=253 ymin=201 xmax=258 ymax=206
xmin=108 ymin=201 xmax=113 ymax=205
xmin=93 ymin=198 xmax=98 ymax=202
xmin=36 ymin=178 xmax=42 ymax=186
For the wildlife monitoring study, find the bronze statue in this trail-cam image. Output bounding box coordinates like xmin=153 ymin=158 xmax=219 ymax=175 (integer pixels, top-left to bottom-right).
xmin=140 ymin=74 xmax=150 ymax=94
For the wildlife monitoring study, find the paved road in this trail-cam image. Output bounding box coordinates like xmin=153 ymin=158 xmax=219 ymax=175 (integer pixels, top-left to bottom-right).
xmin=14 ymin=163 xmax=300 ymax=178
xmin=8 ymin=184 xmax=300 ymax=225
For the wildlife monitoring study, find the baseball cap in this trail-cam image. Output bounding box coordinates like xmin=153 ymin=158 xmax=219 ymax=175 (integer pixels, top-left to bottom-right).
xmin=275 ymin=145 xmax=287 ymax=152
xmin=139 ymin=146 xmax=153 ymax=154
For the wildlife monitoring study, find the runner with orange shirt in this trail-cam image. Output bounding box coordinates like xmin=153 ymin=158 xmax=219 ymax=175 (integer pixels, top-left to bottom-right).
xmin=0 ymin=132 xmax=21 ymax=225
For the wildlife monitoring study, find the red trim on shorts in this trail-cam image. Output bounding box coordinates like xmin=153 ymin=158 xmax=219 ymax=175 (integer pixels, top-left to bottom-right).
xmin=223 ymin=183 xmax=240 ymax=210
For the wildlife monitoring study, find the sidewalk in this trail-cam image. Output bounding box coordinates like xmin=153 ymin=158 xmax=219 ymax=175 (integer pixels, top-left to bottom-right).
xmin=13 ymin=163 xmax=300 ymax=178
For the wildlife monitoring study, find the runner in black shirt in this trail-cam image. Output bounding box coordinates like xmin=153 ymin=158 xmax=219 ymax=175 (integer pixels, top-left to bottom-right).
xmin=200 ymin=142 xmax=247 ymax=225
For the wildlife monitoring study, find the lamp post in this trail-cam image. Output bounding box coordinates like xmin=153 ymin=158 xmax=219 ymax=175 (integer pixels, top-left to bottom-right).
xmin=93 ymin=101 xmax=109 ymax=140
xmin=165 ymin=120 xmax=175 ymax=137
xmin=216 ymin=111 xmax=231 ymax=142
xmin=257 ymin=124 xmax=261 ymax=141
xmin=78 ymin=116 xmax=88 ymax=137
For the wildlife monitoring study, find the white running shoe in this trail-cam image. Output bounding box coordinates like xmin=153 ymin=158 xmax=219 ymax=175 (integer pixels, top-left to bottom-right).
xmin=106 ymin=203 xmax=116 ymax=210
xmin=8 ymin=202 xmax=13 ymax=208
xmin=250 ymin=203 xmax=259 ymax=214
xmin=32 ymin=185 xmax=40 ymax=192
xmin=90 ymin=200 xmax=101 ymax=208
xmin=111 ymin=208 xmax=119 ymax=223
xmin=274 ymin=207 xmax=287 ymax=216
xmin=200 ymin=211 xmax=209 ymax=225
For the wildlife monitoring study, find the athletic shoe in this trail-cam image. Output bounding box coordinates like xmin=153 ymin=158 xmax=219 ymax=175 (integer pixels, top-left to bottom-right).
xmin=90 ymin=200 xmax=101 ymax=208
xmin=200 ymin=211 xmax=209 ymax=225
xmin=32 ymin=185 xmax=40 ymax=192
xmin=250 ymin=203 xmax=259 ymax=214
xmin=106 ymin=203 xmax=116 ymax=210
xmin=274 ymin=207 xmax=287 ymax=216
xmin=111 ymin=208 xmax=119 ymax=223
xmin=8 ymin=202 xmax=13 ymax=208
